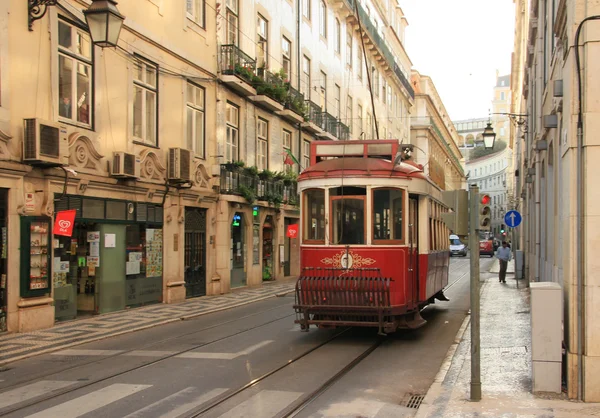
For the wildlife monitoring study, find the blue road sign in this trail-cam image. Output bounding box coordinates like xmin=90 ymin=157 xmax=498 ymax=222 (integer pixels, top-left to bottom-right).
xmin=504 ymin=210 xmax=522 ymax=228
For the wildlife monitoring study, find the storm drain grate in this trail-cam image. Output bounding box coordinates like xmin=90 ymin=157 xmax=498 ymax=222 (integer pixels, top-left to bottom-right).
xmin=404 ymin=394 xmax=425 ymax=409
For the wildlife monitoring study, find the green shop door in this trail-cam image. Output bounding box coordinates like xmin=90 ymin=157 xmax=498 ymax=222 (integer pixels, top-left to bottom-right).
xmin=184 ymin=208 xmax=206 ymax=298
xmin=97 ymin=224 xmax=126 ymax=314
xmin=230 ymin=212 xmax=246 ymax=288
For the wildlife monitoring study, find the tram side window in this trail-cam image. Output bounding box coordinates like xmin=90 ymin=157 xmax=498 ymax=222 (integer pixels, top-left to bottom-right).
xmin=304 ymin=189 xmax=325 ymax=242
xmin=331 ymin=198 xmax=365 ymax=244
xmin=372 ymin=189 xmax=403 ymax=242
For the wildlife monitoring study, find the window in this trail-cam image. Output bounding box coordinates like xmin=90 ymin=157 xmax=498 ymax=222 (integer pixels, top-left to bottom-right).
xmin=334 ymin=84 xmax=341 ymax=118
xmin=226 ymin=102 xmax=239 ymax=161
xmin=302 ymin=55 xmax=311 ymax=98
xmin=332 ymin=192 xmax=366 ymax=244
xmin=58 ymin=20 xmax=92 ymax=127
xmin=387 ymin=85 xmax=392 ymax=112
xmin=346 ymin=30 xmax=352 ymax=68
xmin=303 ymin=139 xmax=311 ymax=169
xmin=366 ymin=112 xmax=372 ymax=137
xmin=319 ymin=1 xmax=327 ymax=38
xmin=335 ymin=18 xmax=341 ymax=53
xmin=381 ymin=78 xmax=386 ymax=103
xmin=226 ymin=0 xmax=239 ymax=45
xmin=500 ymin=92 xmax=505 ymax=100
xmin=282 ymin=37 xmax=292 ymax=79
xmin=283 ymin=129 xmax=292 ymax=173
xmin=257 ymin=118 xmax=268 ymax=170
xmin=132 ymin=57 xmax=158 ymax=145
xmin=347 ymin=96 xmax=353 ymax=133
xmin=304 ymin=189 xmax=325 ymax=242
xmin=303 ymin=0 xmax=311 ymax=20
xmin=357 ymin=48 xmax=363 ymax=81
xmin=186 ymin=0 xmax=205 ymax=27
xmin=257 ymin=14 xmax=268 ymax=69
xmin=373 ymin=189 xmax=403 ymax=242
xmin=319 ymin=71 xmax=327 ymax=110
xmin=186 ymin=82 xmax=205 ymax=158
xmin=357 ymin=104 xmax=363 ymax=133
xmin=372 ymin=68 xmax=379 ymax=97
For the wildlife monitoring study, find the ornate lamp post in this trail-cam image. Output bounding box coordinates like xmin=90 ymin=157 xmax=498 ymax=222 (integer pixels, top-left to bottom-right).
xmin=481 ymin=122 xmax=496 ymax=150
xmin=84 ymin=0 xmax=125 ymax=48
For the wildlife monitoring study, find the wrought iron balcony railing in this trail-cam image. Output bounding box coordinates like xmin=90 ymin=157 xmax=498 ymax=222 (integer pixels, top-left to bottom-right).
xmin=306 ymin=101 xmax=323 ymax=127
xmin=220 ymin=165 xmax=299 ymax=206
xmin=321 ymin=112 xmax=338 ymax=137
xmin=285 ymin=86 xmax=307 ymax=118
xmin=220 ymin=44 xmax=256 ymax=84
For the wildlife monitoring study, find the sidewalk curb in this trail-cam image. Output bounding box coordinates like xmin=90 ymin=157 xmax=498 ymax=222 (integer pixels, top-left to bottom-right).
xmin=414 ymin=308 xmax=472 ymax=418
xmin=0 ymin=288 xmax=295 ymax=367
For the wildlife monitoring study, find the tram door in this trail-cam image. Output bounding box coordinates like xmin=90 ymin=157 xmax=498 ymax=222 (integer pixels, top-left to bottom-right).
xmin=408 ymin=196 xmax=419 ymax=303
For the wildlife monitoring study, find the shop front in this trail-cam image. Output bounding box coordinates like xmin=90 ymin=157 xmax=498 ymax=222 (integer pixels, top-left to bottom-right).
xmin=51 ymin=195 xmax=163 ymax=321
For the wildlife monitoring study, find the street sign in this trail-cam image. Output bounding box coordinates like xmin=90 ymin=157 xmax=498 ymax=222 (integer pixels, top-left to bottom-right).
xmin=504 ymin=210 xmax=522 ymax=228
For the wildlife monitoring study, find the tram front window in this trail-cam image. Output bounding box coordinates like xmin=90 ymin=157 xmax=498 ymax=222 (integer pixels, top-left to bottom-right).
xmin=372 ymin=188 xmax=403 ymax=242
xmin=331 ymin=199 xmax=365 ymax=245
xmin=304 ymin=189 xmax=325 ymax=242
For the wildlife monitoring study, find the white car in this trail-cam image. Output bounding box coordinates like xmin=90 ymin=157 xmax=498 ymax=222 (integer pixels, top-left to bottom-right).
xmin=449 ymin=234 xmax=468 ymax=257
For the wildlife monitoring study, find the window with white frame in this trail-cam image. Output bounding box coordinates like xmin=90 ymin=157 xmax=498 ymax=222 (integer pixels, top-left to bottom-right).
xmin=357 ymin=47 xmax=363 ymax=81
xmin=186 ymin=0 xmax=205 ymax=27
xmin=132 ymin=57 xmax=158 ymax=145
xmin=257 ymin=14 xmax=268 ymax=69
xmin=373 ymin=68 xmax=379 ymax=97
xmin=319 ymin=1 xmax=327 ymax=38
xmin=346 ymin=30 xmax=352 ymax=68
xmin=303 ymin=0 xmax=311 ymax=20
xmin=366 ymin=112 xmax=372 ymax=138
xmin=381 ymin=78 xmax=386 ymax=104
xmin=226 ymin=0 xmax=238 ymax=45
xmin=186 ymin=82 xmax=205 ymax=158
xmin=334 ymin=18 xmax=341 ymax=54
xmin=334 ymin=84 xmax=341 ymax=118
xmin=58 ymin=20 xmax=93 ymax=127
xmin=282 ymin=37 xmax=292 ymax=79
xmin=302 ymin=55 xmax=311 ymax=98
xmin=303 ymin=139 xmax=311 ymax=169
xmin=319 ymin=71 xmax=327 ymax=111
xmin=283 ymin=129 xmax=292 ymax=173
xmin=387 ymin=85 xmax=392 ymax=112
xmin=226 ymin=102 xmax=239 ymax=162
xmin=257 ymin=118 xmax=268 ymax=170
xmin=357 ymin=103 xmax=363 ymax=134
xmin=347 ymin=95 xmax=353 ymax=133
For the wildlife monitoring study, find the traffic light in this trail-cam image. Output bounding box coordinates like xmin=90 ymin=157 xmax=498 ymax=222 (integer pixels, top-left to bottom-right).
xmin=479 ymin=194 xmax=491 ymax=231
xmin=441 ymin=190 xmax=469 ymax=236
xmin=500 ymin=224 xmax=505 ymax=233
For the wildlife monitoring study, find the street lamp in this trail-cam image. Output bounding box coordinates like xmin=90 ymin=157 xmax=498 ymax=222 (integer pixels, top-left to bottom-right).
xmin=482 ymin=122 xmax=496 ymax=149
xmin=84 ymin=0 xmax=125 ymax=48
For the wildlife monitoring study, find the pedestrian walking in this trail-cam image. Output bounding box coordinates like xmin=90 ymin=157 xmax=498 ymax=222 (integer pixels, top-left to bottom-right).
xmin=496 ymin=241 xmax=512 ymax=283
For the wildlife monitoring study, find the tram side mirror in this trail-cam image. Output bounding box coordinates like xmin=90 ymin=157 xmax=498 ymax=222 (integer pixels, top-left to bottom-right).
xmin=441 ymin=190 xmax=469 ymax=236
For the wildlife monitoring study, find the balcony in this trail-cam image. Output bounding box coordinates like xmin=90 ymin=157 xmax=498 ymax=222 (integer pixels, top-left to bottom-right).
xmin=317 ymin=112 xmax=339 ymax=141
xmin=249 ymin=69 xmax=286 ymax=112
xmin=276 ymin=86 xmax=307 ymax=124
xmin=220 ymin=164 xmax=299 ymax=207
xmin=301 ymin=101 xmax=324 ymax=134
xmin=220 ymin=45 xmax=257 ymax=96
xmin=338 ymin=0 xmax=415 ymax=99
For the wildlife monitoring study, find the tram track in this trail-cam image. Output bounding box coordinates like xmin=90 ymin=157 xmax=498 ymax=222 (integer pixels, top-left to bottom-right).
xmin=0 ymin=301 xmax=297 ymax=417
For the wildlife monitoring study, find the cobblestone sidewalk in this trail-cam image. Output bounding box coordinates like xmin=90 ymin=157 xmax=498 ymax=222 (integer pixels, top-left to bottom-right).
xmin=0 ymin=281 xmax=296 ymax=366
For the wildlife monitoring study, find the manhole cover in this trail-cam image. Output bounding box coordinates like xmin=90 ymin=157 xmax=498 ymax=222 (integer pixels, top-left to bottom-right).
xmin=402 ymin=394 xmax=424 ymax=409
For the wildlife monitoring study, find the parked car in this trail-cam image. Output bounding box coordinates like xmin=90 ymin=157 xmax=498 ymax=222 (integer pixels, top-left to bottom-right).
xmin=479 ymin=239 xmax=495 ymax=257
xmin=449 ymin=234 xmax=468 ymax=257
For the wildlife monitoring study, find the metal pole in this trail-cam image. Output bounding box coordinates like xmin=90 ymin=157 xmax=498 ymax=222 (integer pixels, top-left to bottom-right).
xmin=469 ymin=184 xmax=481 ymax=401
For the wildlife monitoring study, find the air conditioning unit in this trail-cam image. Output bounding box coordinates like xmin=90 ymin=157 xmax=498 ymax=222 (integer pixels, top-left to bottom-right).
xmin=111 ymin=152 xmax=140 ymax=179
xmin=168 ymin=148 xmax=191 ymax=183
xmin=22 ymin=118 xmax=69 ymax=166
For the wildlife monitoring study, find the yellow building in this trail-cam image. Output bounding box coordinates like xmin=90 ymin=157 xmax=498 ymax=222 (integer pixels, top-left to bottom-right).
xmin=512 ymin=0 xmax=600 ymax=401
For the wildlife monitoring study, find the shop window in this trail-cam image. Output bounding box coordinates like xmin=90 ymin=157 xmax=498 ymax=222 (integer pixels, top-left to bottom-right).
xmin=303 ymin=189 xmax=325 ymax=242
xmin=82 ymin=199 xmax=104 ymax=219
xmin=106 ymin=201 xmax=126 ymax=220
xmin=372 ymin=188 xmax=403 ymax=243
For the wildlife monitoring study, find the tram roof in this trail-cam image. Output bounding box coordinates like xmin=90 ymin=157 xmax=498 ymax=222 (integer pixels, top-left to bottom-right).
xmin=298 ymin=157 xmax=426 ymax=180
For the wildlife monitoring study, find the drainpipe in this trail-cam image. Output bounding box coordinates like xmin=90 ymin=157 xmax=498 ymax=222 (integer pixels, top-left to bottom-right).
xmin=573 ymin=14 xmax=600 ymax=402
xmin=296 ymin=0 xmax=302 ymax=172
xmin=534 ymin=153 xmax=540 ymax=283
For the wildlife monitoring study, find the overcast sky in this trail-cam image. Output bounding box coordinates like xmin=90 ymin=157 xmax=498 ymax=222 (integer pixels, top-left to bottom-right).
xmin=401 ymin=0 xmax=516 ymax=121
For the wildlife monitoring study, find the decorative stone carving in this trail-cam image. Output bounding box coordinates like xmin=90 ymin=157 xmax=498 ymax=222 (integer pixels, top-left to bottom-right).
xmin=192 ymin=162 xmax=211 ymax=189
xmin=0 ymin=129 xmax=12 ymax=160
xmin=138 ymin=149 xmax=166 ymax=183
xmin=67 ymin=132 xmax=104 ymax=173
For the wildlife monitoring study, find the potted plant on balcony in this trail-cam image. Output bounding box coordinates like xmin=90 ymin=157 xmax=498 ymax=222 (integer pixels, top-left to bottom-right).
xmin=243 ymin=165 xmax=259 ymax=178
xmin=238 ymin=185 xmax=256 ymax=204
xmin=282 ymin=171 xmax=298 ymax=186
xmin=258 ymin=169 xmax=274 ymax=180
xmin=234 ymin=63 xmax=255 ymax=84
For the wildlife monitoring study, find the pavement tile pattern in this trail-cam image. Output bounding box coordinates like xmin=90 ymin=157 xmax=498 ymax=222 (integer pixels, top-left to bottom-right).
xmin=0 ymin=281 xmax=296 ymax=365
xmin=416 ymin=263 xmax=600 ymax=418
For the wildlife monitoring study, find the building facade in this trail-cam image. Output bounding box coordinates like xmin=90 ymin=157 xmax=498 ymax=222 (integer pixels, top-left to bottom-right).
xmin=0 ymin=0 xmax=418 ymax=332
xmin=410 ymin=71 xmax=466 ymax=193
xmin=513 ymin=0 xmax=600 ymax=401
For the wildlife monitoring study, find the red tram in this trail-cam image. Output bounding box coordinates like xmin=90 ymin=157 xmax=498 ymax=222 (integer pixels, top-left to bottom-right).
xmin=294 ymin=140 xmax=451 ymax=334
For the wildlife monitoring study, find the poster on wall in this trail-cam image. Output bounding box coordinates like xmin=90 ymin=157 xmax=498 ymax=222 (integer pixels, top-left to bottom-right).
xmin=146 ymin=228 xmax=163 ymax=278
